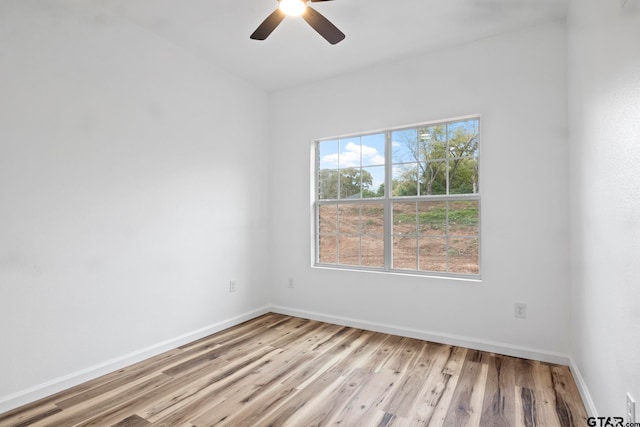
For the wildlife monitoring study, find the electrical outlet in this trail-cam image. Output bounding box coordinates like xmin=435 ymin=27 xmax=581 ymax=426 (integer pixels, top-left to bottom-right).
xmin=514 ymin=303 xmax=527 ymax=319
xmin=288 ymin=277 xmax=295 ymax=289
xmin=229 ymin=280 xmax=237 ymax=293
xmin=627 ymin=393 xmax=636 ymax=423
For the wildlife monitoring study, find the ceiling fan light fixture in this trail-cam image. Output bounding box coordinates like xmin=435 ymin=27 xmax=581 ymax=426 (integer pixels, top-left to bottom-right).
xmin=279 ymin=0 xmax=307 ymax=16
xmin=250 ymin=0 xmax=345 ymax=44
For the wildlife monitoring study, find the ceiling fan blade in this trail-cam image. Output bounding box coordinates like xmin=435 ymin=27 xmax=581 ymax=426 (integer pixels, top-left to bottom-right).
xmin=302 ymin=6 xmax=345 ymax=44
xmin=250 ymin=9 xmax=286 ymax=40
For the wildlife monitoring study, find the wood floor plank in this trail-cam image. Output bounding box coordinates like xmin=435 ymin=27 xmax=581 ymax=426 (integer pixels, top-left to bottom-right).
xmin=109 ymin=414 xmax=150 ymax=427
xmin=162 ymin=319 xmax=305 ymax=378
xmin=517 ymin=386 xmax=542 ymax=427
xmin=330 ymin=370 xmax=399 ymax=426
xmin=551 ymin=365 xmax=589 ymax=426
xmin=279 ymin=327 xmax=361 ymax=389
xmin=0 ymin=404 xmax=61 ymax=427
xmin=280 ymin=321 xmax=346 ymax=355
xmin=130 ymin=362 xmax=231 ymax=422
xmin=56 ymin=358 xmax=176 ymax=410
xmin=147 ymin=347 xmax=282 ymax=425
xmin=73 ymin=356 xmax=234 ymax=427
xmin=29 ymin=373 xmax=173 ymax=427
xmin=325 ymin=330 xmax=376 ymax=375
xmin=199 ymin=350 xmax=317 ymax=426
xmin=285 ymin=368 xmax=370 ymax=426
xmin=441 ymin=358 xmax=489 ymax=426
xmin=218 ymin=382 xmax=298 ymax=427
xmin=515 ymin=358 xmax=537 ymax=389
xmin=378 ymin=411 xmax=398 ymax=426
xmin=532 ymin=362 xmax=563 ymax=427
xmin=404 ymin=343 xmax=458 ymax=425
xmin=382 ymin=342 xmax=431 ymax=417
xmin=187 ymin=347 xmax=315 ymax=425
xmin=188 ymin=383 xmax=259 ymax=426
xmin=380 ymin=337 xmax=421 ymax=376
xmin=0 ymin=313 xmax=589 ymax=427
xmin=127 ymin=356 xmax=250 ymax=424
xmin=426 ymin=345 xmax=468 ymax=427
xmin=176 ymin=313 xmax=286 ymax=351
xmin=252 ymin=369 xmax=344 ymax=426
xmin=479 ymin=354 xmax=516 ymax=427
xmin=0 ymin=348 xmax=182 ymax=426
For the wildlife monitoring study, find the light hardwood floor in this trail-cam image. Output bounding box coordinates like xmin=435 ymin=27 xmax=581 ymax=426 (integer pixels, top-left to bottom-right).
xmin=0 ymin=313 xmax=588 ymax=426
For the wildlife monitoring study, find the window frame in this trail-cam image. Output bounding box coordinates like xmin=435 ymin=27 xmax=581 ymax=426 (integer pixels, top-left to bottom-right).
xmin=312 ymin=115 xmax=481 ymax=279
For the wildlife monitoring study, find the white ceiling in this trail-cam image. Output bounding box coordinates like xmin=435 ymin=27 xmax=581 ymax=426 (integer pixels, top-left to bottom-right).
xmin=72 ymin=0 xmax=568 ymax=91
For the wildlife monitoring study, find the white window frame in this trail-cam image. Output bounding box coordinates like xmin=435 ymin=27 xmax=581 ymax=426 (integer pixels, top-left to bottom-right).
xmin=312 ymin=115 xmax=481 ymax=279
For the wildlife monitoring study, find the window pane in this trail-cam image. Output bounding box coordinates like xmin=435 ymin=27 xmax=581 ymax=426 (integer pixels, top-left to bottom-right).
xmin=338 ymin=205 xmax=360 ymax=234
xmin=417 ymin=201 xmax=446 ymax=236
xmin=361 ymin=133 xmax=385 ymax=167
xmin=339 ymin=137 xmax=361 ymax=168
xmin=339 ymin=235 xmax=360 ymax=265
xmin=318 ymin=204 xmax=338 ymax=234
xmin=418 ymin=161 xmax=446 ymax=195
xmin=362 ymin=235 xmax=384 ymax=267
xmin=449 ymin=158 xmax=478 ymax=194
xmin=393 ymin=163 xmax=418 ymax=196
xmin=448 ymin=200 xmax=479 ymax=236
xmin=318 ymin=235 xmax=337 ymax=264
xmin=338 ymin=168 xmax=362 ymax=199
xmin=319 ymin=140 xmax=339 ymax=170
xmin=393 ymin=234 xmax=417 ymax=270
xmin=392 ymin=129 xmax=418 ymax=164
xmin=419 ymin=237 xmax=447 ymax=272
xmin=419 ymin=125 xmax=447 ymax=161
xmin=362 ymin=166 xmax=384 ymax=198
xmin=318 ymin=169 xmax=338 ymax=199
xmin=393 ymin=202 xmax=417 ymax=235
xmin=361 ymin=203 xmax=384 ymax=235
xmin=448 ymin=119 xmax=479 ymax=159
xmin=448 ymin=237 xmax=479 ymax=274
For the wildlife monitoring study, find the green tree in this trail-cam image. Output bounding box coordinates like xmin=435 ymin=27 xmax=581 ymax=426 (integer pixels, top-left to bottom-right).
xmin=447 ymin=124 xmax=479 ymax=193
xmin=319 ymin=168 xmax=374 ymax=199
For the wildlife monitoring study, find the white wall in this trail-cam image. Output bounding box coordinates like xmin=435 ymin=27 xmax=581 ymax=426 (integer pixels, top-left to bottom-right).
xmin=269 ymin=22 xmax=570 ymax=358
xmin=0 ymin=1 xmax=270 ymax=410
xmin=568 ymin=0 xmax=640 ymax=417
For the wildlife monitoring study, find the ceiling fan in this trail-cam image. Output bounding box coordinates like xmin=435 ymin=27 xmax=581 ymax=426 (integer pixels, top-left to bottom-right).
xmin=250 ymin=0 xmax=345 ymax=45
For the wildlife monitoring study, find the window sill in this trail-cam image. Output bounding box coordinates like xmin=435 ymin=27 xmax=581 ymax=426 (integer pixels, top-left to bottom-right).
xmin=312 ymin=264 xmax=482 ymax=283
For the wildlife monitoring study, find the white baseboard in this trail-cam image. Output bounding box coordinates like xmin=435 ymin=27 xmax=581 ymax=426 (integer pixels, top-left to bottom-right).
xmin=0 ymin=305 xmax=270 ymax=415
xmin=271 ymin=305 xmax=570 ymax=365
xmin=568 ymin=356 xmax=598 ymax=417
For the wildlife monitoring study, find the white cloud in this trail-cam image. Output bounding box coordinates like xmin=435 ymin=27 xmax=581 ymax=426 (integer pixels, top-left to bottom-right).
xmin=321 ymin=142 xmax=385 ymax=168
xmin=361 ymin=144 xmax=385 ymax=165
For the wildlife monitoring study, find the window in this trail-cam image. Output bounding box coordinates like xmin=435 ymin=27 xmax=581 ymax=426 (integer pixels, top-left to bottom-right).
xmin=314 ymin=116 xmax=480 ymax=277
